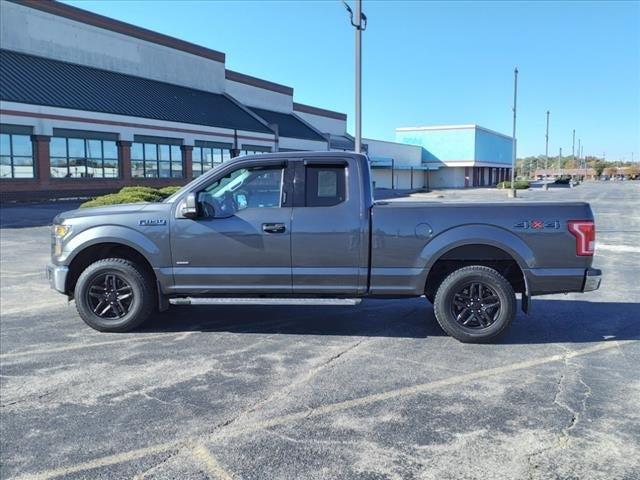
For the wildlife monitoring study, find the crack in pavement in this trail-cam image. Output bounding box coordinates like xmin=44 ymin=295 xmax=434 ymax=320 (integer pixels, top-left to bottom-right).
xmin=525 ymin=345 xmax=595 ymax=479
xmin=11 ymin=339 xmax=633 ymax=480
xmin=125 ymin=335 xmax=369 ymax=480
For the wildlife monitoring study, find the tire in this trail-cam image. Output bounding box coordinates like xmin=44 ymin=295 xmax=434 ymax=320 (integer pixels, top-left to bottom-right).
xmin=433 ymin=265 xmax=516 ymax=343
xmin=74 ymin=258 xmax=155 ymax=332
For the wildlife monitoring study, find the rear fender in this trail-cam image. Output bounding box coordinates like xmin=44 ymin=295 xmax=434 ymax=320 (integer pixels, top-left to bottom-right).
xmin=418 ymin=224 xmax=534 ymax=294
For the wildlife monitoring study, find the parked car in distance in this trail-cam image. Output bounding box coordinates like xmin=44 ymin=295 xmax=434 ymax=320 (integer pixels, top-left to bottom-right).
xmin=47 ymin=152 xmax=601 ymax=343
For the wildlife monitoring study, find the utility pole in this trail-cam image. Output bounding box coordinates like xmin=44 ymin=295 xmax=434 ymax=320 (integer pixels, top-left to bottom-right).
xmin=577 ymin=137 xmax=580 ymax=177
xmin=509 ymin=67 xmax=518 ymax=197
xmin=558 ymin=147 xmax=562 ymax=176
xmin=545 ymin=110 xmax=550 ymax=174
xmin=343 ymin=1 xmax=367 ymax=154
xmin=572 ymin=129 xmax=576 ymax=166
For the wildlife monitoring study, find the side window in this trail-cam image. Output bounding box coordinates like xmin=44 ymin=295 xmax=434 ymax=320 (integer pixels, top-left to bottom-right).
xmin=202 ymin=167 xmax=284 ymax=216
xmin=305 ymin=166 xmax=346 ymax=207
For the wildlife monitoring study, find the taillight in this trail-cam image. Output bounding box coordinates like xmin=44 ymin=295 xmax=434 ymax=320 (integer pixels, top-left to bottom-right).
xmin=568 ymin=220 xmax=595 ymax=256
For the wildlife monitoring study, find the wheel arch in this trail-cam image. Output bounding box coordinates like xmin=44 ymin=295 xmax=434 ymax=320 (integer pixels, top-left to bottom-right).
xmin=65 ymin=242 xmax=156 ymax=297
xmin=420 ymin=225 xmax=532 ymax=301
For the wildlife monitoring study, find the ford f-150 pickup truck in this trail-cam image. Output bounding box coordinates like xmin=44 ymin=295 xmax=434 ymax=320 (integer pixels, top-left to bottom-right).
xmin=47 ymin=152 xmax=601 ymax=342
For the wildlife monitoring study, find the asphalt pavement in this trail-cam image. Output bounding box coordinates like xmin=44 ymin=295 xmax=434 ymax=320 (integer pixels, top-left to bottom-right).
xmin=1 ymin=182 xmax=639 ymax=480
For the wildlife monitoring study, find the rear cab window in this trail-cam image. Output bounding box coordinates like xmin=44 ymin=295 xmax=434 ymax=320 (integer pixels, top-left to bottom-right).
xmin=305 ymin=166 xmax=346 ymax=207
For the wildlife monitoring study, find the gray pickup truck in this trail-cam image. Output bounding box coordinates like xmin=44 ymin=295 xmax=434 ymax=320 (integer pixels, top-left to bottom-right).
xmin=47 ymin=152 xmax=601 ymax=343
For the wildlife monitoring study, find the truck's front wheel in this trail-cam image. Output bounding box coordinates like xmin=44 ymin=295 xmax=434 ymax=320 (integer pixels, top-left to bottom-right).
xmin=433 ymin=266 xmax=516 ymax=343
xmin=74 ymin=258 xmax=155 ymax=332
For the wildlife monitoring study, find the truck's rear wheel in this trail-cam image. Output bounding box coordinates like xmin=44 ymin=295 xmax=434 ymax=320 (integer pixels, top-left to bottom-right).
xmin=74 ymin=258 xmax=154 ymax=332
xmin=433 ymin=265 xmax=516 ymax=343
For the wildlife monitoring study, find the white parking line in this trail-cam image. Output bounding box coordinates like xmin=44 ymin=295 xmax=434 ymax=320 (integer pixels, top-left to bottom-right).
xmin=596 ymin=244 xmax=637 ymax=253
xmin=189 ymin=443 xmax=235 ymax=480
xmin=0 ymin=333 xmax=189 ymax=360
xmin=12 ymin=339 xmax=632 ymax=480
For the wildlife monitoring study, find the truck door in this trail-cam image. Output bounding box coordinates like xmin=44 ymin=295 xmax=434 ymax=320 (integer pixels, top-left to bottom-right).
xmin=170 ymin=160 xmax=292 ymax=293
xmin=290 ymin=158 xmax=367 ymax=294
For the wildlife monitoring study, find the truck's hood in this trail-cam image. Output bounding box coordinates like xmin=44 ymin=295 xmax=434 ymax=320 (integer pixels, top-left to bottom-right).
xmin=53 ymin=202 xmax=171 ymax=223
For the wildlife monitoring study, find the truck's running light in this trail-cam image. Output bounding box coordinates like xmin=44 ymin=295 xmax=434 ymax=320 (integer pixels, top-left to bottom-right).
xmin=568 ymin=220 xmax=595 ymax=256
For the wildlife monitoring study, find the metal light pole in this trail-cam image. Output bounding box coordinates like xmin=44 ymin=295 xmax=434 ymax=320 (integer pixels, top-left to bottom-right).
xmin=572 ymin=129 xmax=576 ymax=167
xmin=545 ymin=110 xmax=550 ymax=174
xmin=509 ymin=67 xmax=518 ymax=197
xmin=343 ymin=1 xmax=367 ymax=153
xmin=558 ymin=147 xmax=562 ymax=176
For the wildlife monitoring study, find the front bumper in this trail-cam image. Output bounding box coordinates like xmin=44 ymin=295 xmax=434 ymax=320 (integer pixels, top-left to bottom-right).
xmin=46 ymin=264 xmax=68 ymax=294
xmin=582 ymin=267 xmax=602 ymax=292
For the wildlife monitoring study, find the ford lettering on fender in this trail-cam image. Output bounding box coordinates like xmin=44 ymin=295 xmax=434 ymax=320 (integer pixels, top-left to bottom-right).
xmin=46 ymin=152 xmax=601 ymax=343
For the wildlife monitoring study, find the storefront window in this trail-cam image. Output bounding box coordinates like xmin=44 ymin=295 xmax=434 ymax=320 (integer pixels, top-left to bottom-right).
xmin=131 ymin=141 xmax=183 ymax=178
xmin=192 ymin=145 xmax=230 ymax=177
xmin=0 ymin=133 xmax=34 ymax=178
xmin=50 ymin=136 xmax=118 ymax=178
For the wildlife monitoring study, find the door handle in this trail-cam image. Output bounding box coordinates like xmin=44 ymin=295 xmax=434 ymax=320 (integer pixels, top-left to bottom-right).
xmin=262 ymin=223 xmax=286 ymax=234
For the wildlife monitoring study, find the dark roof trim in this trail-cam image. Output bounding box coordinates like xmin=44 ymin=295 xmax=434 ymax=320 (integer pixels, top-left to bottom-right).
xmin=0 ymin=123 xmax=33 ymax=135
xmin=293 ymin=102 xmax=347 ymax=121
xmin=8 ymin=0 xmax=225 ymax=63
xmin=133 ymin=135 xmax=182 ymax=145
xmin=241 ymin=144 xmax=272 ymax=152
xmin=225 ymin=70 xmax=293 ymax=96
xmin=195 ymin=140 xmax=232 ymax=149
xmin=1 ymin=108 xmax=274 ymax=142
xmin=52 ymin=127 xmax=118 ymax=141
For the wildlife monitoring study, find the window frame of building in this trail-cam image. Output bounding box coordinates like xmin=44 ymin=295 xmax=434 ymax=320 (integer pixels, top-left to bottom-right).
xmin=0 ymin=125 xmax=35 ymax=179
xmin=240 ymin=144 xmax=272 ymax=156
xmin=131 ymin=135 xmax=184 ymax=179
xmin=192 ymin=141 xmax=233 ymax=177
xmin=49 ymin=129 xmax=119 ymax=179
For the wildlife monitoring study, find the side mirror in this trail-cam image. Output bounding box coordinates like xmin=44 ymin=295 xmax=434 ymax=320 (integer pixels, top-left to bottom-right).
xmin=181 ymin=192 xmax=199 ymax=219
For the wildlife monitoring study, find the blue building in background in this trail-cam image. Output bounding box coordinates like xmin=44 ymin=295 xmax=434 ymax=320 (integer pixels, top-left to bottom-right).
xmin=394 ymin=124 xmax=513 ymax=188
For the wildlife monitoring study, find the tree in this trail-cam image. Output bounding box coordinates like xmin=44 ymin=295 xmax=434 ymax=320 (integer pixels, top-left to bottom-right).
xmin=592 ymin=160 xmax=607 ymax=177
xmin=625 ymin=164 xmax=639 ymax=179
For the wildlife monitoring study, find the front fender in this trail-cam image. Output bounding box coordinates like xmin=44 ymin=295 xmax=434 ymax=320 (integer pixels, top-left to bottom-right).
xmin=417 ymin=223 xmax=535 ymax=288
xmin=61 ymin=225 xmax=166 ymax=266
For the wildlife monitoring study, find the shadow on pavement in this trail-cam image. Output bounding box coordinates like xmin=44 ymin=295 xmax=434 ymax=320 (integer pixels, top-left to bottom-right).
xmin=140 ymin=298 xmax=640 ymax=344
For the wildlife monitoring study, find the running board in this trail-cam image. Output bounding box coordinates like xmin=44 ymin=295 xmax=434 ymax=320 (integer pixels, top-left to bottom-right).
xmin=169 ymin=297 xmax=362 ymax=306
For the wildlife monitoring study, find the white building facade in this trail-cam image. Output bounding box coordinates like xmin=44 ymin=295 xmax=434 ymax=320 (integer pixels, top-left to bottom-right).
xmin=0 ymin=0 xmax=512 ymax=201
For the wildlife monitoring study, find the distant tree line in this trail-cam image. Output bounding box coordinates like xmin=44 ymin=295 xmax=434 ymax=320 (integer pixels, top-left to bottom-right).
xmin=515 ymin=155 xmax=639 ymax=178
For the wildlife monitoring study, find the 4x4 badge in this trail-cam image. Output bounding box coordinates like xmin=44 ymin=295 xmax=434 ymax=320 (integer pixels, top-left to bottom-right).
xmin=514 ymin=220 xmax=560 ymax=230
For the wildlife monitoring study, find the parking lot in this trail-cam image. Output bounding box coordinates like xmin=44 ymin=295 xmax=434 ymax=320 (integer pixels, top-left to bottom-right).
xmin=1 ymin=182 xmax=639 ymax=480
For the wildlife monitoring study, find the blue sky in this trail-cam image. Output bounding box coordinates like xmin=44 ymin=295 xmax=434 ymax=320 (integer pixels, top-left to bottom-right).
xmin=66 ymin=0 xmax=639 ymax=160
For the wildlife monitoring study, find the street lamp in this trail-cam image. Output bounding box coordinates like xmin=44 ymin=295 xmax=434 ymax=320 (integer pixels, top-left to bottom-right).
xmin=545 ymin=110 xmax=550 ymax=174
xmin=509 ymin=67 xmax=518 ymax=198
xmin=343 ymin=1 xmax=367 ymax=154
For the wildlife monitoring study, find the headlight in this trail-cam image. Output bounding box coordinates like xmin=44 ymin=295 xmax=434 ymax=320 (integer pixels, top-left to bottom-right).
xmin=53 ymin=224 xmax=71 ymax=238
xmin=52 ymin=224 xmax=71 ymax=257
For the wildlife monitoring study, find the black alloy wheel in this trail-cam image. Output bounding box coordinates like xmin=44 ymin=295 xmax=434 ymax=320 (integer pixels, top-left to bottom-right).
xmin=451 ymin=282 xmax=501 ymax=329
xmin=87 ymin=273 xmax=134 ymax=319
xmin=75 ymin=258 xmax=155 ymax=332
xmin=432 ymin=265 xmax=517 ymax=343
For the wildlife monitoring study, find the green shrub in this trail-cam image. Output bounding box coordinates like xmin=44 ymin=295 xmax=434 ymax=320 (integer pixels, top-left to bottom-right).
xmin=496 ymin=180 xmax=530 ymax=190
xmin=157 ymin=185 xmax=181 ymax=197
xmin=80 ymin=185 xmax=181 ymax=208
xmin=119 ymin=186 xmax=161 ymax=196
